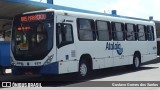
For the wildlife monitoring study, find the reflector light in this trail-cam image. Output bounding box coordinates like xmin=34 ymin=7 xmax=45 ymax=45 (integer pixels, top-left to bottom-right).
xmin=17 ymin=27 xmax=31 ymax=31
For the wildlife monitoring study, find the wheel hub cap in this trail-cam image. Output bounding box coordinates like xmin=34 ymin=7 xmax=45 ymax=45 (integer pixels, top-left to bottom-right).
xmin=80 ymin=64 xmax=87 ymax=76
xmin=135 ymin=57 xmax=139 ymax=67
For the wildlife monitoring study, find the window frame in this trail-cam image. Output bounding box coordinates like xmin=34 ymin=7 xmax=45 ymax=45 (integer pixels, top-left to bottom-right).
xmin=96 ymin=20 xmax=111 ymax=41
xmin=77 ymin=18 xmax=96 ymax=41
xmin=111 ymin=22 xmax=125 ymax=41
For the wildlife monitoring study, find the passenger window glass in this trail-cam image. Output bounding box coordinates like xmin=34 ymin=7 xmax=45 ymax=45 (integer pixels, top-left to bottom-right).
xmin=137 ymin=25 xmax=146 ymax=41
xmin=147 ymin=26 xmax=154 ymax=41
xmin=113 ymin=23 xmax=124 ymax=41
xmin=78 ymin=19 xmax=95 ymax=41
xmin=126 ymin=24 xmax=135 ymax=41
xmin=79 ymin=19 xmax=91 ymax=30
xmin=97 ymin=21 xmax=110 ymax=41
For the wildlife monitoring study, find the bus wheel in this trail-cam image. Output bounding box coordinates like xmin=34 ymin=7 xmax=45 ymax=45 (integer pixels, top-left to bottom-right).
xmin=0 ymin=67 xmax=5 ymax=75
xmin=132 ymin=54 xmax=141 ymax=70
xmin=78 ymin=60 xmax=89 ymax=79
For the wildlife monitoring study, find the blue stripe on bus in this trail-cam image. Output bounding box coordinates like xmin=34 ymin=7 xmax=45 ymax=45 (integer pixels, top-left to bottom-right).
xmin=0 ymin=41 xmax=10 ymax=67
xmin=41 ymin=62 xmax=59 ymax=74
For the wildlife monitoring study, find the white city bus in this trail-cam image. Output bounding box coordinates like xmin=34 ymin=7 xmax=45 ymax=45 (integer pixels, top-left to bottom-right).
xmin=11 ymin=9 xmax=157 ymax=77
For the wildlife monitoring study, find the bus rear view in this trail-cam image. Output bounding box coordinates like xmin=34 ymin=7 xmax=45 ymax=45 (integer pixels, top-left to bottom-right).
xmin=11 ymin=11 xmax=56 ymax=75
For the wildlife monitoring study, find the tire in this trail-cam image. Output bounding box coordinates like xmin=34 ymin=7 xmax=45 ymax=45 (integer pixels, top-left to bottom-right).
xmin=12 ymin=67 xmax=21 ymax=75
xmin=0 ymin=69 xmax=2 ymax=75
xmin=0 ymin=67 xmax=5 ymax=75
xmin=78 ymin=60 xmax=90 ymax=79
xmin=132 ymin=54 xmax=141 ymax=70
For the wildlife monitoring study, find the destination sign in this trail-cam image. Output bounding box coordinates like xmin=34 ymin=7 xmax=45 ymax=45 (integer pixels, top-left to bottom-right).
xmin=21 ymin=14 xmax=46 ymax=22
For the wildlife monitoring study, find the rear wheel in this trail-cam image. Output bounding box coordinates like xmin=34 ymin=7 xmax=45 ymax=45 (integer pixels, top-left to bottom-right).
xmin=132 ymin=54 xmax=141 ymax=70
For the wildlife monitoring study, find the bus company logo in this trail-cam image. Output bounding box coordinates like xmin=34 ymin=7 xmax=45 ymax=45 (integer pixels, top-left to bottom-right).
xmin=106 ymin=42 xmax=123 ymax=55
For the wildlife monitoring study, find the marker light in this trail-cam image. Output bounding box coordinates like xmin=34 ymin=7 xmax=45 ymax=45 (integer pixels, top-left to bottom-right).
xmin=43 ymin=54 xmax=54 ymax=65
xmin=17 ymin=27 xmax=31 ymax=31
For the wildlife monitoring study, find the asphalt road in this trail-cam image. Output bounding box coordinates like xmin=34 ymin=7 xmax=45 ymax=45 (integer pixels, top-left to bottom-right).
xmin=0 ymin=58 xmax=160 ymax=90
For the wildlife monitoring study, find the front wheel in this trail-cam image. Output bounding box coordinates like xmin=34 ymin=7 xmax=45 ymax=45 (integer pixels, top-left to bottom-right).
xmin=132 ymin=54 xmax=141 ymax=70
xmin=78 ymin=60 xmax=89 ymax=79
xmin=0 ymin=67 xmax=5 ymax=75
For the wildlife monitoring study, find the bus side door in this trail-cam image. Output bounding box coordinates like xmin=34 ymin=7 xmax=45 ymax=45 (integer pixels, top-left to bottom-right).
xmin=56 ymin=15 xmax=78 ymax=74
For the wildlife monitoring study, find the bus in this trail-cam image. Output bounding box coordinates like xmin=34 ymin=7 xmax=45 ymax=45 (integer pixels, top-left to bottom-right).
xmin=155 ymin=21 xmax=160 ymax=55
xmin=0 ymin=23 xmax=11 ymax=75
xmin=11 ymin=9 xmax=157 ymax=77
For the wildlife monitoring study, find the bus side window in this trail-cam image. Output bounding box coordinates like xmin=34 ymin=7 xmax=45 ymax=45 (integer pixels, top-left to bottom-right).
xmin=126 ymin=23 xmax=136 ymax=41
xmin=147 ymin=26 xmax=155 ymax=41
xmin=56 ymin=23 xmax=74 ymax=48
xmin=137 ymin=25 xmax=147 ymax=41
xmin=96 ymin=20 xmax=111 ymax=41
xmin=77 ymin=18 xmax=95 ymax=41
xmin=112 ymin=22 xmax=125 ymax=41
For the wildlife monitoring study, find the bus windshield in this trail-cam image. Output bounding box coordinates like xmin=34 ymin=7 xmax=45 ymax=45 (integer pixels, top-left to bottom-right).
xmin=11 ymin=12 xmax=54 ymax=61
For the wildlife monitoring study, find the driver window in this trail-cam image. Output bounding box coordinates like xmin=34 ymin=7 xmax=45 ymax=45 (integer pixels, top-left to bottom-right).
xmin=63 ymin=24 xmax=73 ymax=42
xmin=57 ymin=23 xmax=73 ymax=47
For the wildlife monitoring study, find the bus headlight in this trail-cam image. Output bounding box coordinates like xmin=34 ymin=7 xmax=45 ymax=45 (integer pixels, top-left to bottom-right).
xmin=43 ymin=55 xmax=54 ymax=65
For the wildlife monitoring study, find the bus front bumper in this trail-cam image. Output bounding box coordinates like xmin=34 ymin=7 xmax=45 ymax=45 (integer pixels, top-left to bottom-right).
xmin=12 ymin=62 xmax=59 ymax=75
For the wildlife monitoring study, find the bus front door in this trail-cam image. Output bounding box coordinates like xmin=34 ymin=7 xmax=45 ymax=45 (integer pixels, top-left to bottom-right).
xmin=56 ymin=15 xmax=78 ymax=74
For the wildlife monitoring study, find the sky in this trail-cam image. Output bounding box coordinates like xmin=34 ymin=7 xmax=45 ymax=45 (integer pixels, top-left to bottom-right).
xmin=31 ymin=0 xmax=160 ymax=20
